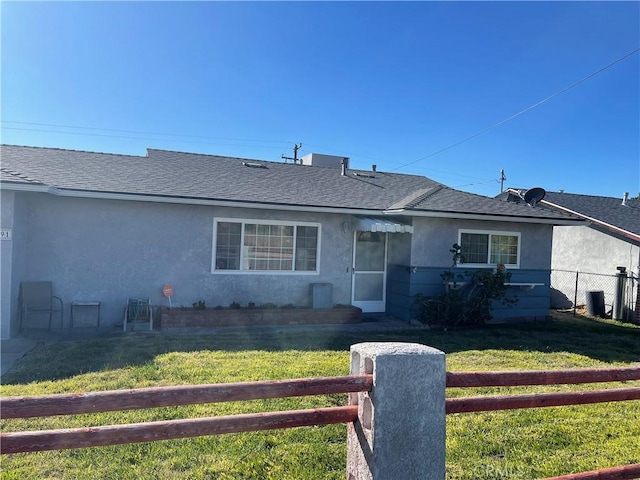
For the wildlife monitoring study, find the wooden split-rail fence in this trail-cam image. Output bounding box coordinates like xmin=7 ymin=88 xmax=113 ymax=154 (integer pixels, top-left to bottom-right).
xmin=1 ymin=344 xmax=639 ymax=480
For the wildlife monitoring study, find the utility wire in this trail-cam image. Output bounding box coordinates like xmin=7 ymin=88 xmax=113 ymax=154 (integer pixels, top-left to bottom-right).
xmin=4 ymin=48 xmax=637 ymax=181
xmin=0 ymin=124 xmax=502 ymax=183
xmin=1 ymin=127 xmax=291 ymax=151
xmin=2 ymin=122 xmax=496 ymax=182
xmin=392 ymin=47 xmax=640 ymax=172
xmin=453 ymin=179 xmax=501 ymax=189
xmin=303 ymin=142 xmax=496 ymax=182
xmin=0 ymin=120 xmax=291 ymax=145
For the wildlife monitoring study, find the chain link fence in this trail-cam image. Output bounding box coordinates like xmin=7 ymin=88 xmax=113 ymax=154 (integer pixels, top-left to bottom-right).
xmin=550 ymin=269 xmax=639 ymax=323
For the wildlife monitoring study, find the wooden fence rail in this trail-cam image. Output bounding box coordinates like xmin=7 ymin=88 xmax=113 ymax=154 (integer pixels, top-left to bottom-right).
xmin=2 ymin=350 xmax=639 ymax=480
xmin=447 ymin=365 xmax=640 ymax=479
xmin=446 ymin=366 xmax=640 ymax=387
xmin=1 ymin=406 xmax=358 ymax=454
xmin=1 ymin=375 xmax=373 ymax=419
xmin=446 ymin=387 xmax=640 ymax=414
xmin=446 ymin=366 xmax=640 ymax=413
xmin=543 ymin=463 xmax=640 ymax=480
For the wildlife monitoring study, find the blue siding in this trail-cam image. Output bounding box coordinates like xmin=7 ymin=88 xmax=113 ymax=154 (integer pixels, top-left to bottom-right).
xmin=387 ymin=265 xmax=551 ymax=322
xmin=492 ymin=269 xmax=550 ymax=320
xmin=387 ymin=265 xmax=446 ymax=321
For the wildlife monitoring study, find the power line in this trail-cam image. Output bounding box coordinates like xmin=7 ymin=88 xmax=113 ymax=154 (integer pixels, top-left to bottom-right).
xmin=453 ymin=179 xmax=500 ymax=189
xmin=1 ymin=126 xmax=291 ymax=152
xmin=0 ymin=120 xmax=291 ymax=145
xmin=2 ymin=123 xmax=498 ymax=182
xmin=302 ymin=142 xmax=497 ymax=182
xmin=4 ymin=47 xmax=637 ymax=183
xmin=393 ymin=47 xmax=640 ymax=172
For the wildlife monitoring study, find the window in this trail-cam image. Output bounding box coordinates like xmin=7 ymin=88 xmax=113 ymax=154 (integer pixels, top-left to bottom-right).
xmin=213 ymin=219 xmax=320 ymax=273
xmin=458 ymin=230 xmax=520 ymax=267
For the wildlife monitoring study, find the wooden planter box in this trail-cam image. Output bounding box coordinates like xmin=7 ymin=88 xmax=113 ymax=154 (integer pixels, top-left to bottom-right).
xmin=158 ymin=306 xmax=363 ymax=329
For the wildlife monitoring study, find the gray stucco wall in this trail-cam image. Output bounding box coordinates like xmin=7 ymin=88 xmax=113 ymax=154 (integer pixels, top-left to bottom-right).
xmin=410 ymin=217 xmax=553 ymax=269
xmin=6 ymin=190 xmax=560 ymax=335
xmin=1 ymin=190 xmax=15 ymax=339
xmin=550 ymin=225 xmax=639 ymax=315
xmin=10 ymin=193 xmax=358 ymax=330
xmin=552 ymin=225 xmax=640 ymax=275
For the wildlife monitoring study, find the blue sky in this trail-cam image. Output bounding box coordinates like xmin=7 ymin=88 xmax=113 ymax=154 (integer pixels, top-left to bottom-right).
xmin=2 ymin=1 xmax=638 ymax=199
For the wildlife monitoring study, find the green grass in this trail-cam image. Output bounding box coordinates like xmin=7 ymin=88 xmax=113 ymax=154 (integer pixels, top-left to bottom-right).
xmin=1 ymin=312 xmax=639 ymax=479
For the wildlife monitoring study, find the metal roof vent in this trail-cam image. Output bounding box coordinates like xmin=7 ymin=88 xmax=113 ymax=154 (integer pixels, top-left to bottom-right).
xmin=242 ymin=161 xmax=266 ymax=169
xmin=622 ymin=192 xmax=629 ymax=206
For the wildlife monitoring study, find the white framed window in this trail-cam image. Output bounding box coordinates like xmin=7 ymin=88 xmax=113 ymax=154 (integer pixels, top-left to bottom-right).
xmin=457 ymin=229 xmax=520 ymax=268
xmin=212 ymin=218 xmax=320 ymax=274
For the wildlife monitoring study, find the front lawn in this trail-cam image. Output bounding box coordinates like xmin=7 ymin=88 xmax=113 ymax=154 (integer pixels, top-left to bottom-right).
xmin=1 ymin=313 xmax=639 ymax=479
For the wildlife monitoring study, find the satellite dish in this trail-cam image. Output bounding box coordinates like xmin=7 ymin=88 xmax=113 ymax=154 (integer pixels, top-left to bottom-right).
xmin=523 ymin=187 xmax=546 ymax=207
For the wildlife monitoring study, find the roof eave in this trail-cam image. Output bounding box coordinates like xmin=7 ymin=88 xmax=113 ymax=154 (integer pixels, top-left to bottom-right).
xmin=540 ymin=199 xmax=640 ymax=243
xmin=31 ymin=187 xmax=394 ymax=216
xmin=0 ymin=182 xmax=50 ymax=193
xmin=386 ymin=208 xmax=586 ymax=226
xmin=1 ymin=183 xmax=591 ymax=226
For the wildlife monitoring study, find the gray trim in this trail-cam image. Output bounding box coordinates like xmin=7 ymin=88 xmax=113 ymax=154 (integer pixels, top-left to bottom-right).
xmin=540 ymin=199 xmax=640 ymax=243
xmin=0 ymin=183 xmax=586 ymax=225
xmin=0 ymin=183 xmax=51 ymax=193
xmin=387 ymin=209 xmax=585 ymax=225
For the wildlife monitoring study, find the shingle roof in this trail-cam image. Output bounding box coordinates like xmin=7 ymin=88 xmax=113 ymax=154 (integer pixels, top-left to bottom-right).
xmin=541 ymin=191 xmax=640 ymax=237
xmin=411 ymin=186 xmax=576 ymax=220
xmin=0 ymin=166 xmax=45 ymax=185
xmin=0 ymin=144 xmax=578 ymax=222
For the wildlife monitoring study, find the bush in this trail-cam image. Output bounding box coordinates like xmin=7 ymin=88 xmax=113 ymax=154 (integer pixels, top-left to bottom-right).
xmin=414 ymin=244 xmax=518 ymax=327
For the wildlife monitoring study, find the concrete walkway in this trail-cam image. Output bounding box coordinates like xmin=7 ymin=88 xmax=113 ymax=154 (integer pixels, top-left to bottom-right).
xmin=1 ymin=327 xmax=125 ymax=378
xmin=1 ymin=337 xmax=40 ymax=377
xmin=1 ymin=317 xmax=426 ymax=378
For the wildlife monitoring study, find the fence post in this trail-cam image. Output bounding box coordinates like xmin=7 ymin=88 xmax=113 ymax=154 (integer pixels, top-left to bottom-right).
xmin=346 ymin=342 xmax=446 ymax=480
xmin=574 ymin=271 xmax=579 ymax=316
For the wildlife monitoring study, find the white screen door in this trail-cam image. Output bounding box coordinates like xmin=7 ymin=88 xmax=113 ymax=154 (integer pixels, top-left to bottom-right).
xmin=351 ymin=231 xmax=387 ymax=312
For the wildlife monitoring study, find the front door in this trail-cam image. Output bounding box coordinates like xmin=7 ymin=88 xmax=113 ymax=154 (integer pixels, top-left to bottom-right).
xmin=351 ymin=231 xmax=387 ymax=313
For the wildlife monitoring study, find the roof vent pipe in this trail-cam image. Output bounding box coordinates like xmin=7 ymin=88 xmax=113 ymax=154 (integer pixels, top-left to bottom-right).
xmin=622 ymin=192 xmax=629 ymax=206
xmin=372 ymin=164 xmax=377 ymax=172
xmin=341 ymin=159 xmax=347 ymax=176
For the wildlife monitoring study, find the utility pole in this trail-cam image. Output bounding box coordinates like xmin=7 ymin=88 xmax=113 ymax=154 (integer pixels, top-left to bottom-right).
xmin=500 ymin=168 xmax=506 ymax=193
xmin=282 ymin=143 xmax=302 ymax=164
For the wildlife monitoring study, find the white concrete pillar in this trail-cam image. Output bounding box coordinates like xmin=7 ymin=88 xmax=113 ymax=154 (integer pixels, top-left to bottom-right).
xmin=347 ymin=342 xmax=446 ymax=480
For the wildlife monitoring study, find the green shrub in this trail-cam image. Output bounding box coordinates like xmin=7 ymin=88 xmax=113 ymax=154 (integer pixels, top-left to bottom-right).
xmin=414 ymin=244 xmax=518 ymax=327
